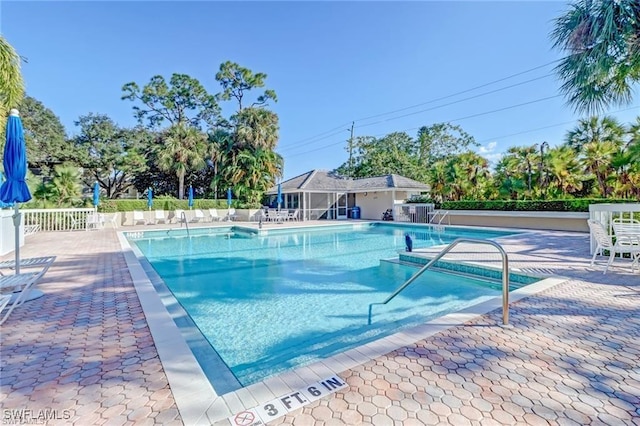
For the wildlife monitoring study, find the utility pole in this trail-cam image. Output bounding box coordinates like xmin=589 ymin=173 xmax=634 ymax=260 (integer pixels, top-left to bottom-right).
xmin=348 ymin=121 xmax=354 ymax=177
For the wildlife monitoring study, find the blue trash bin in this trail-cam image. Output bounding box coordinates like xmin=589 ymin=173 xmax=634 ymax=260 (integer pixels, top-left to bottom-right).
xmin=352 ymin=206 xmax=361 ymax=219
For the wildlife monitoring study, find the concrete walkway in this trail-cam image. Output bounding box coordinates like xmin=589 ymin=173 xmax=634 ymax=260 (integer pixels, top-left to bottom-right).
xmin=1 ymin=224 xmax=639 ymax=425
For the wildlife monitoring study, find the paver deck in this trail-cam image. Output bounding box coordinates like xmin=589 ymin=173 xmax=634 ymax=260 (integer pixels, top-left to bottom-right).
xmin=1 ymin=223 xmax=639 ymax=425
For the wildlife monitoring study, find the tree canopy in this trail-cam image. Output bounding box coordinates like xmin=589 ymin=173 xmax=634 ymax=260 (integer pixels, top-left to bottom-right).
xmin=551 ymin=0 xmax=640 ymax=113
xmin=0 ymin=36 xmax=24 ymax=130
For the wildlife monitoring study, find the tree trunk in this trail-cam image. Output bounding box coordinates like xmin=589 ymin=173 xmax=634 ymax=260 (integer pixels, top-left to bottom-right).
xmin=178 ymin=171 xmax=185 ymax=199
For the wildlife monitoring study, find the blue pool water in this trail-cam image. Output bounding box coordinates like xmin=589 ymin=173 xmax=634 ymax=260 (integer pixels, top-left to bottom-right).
xmin=130 ymin=223 xmax=520 ymax=386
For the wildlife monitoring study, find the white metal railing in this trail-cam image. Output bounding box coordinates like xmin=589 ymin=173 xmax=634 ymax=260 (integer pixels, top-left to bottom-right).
xmin=393 ymin=204 xmax=435 ymax=223
xmin=368 ymin=238 xmax=510 ymax=325
xmin=22 ymin=208 xmax=96 ymax=232
xmin=429 ymin=209 xmax=450 ymax=225
xmin=589 ymin=203 xmax=640 ymax=254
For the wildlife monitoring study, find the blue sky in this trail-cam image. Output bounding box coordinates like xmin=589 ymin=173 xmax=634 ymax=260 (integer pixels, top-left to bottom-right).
xmin=2 ymin=1 xmax=639 ymax=180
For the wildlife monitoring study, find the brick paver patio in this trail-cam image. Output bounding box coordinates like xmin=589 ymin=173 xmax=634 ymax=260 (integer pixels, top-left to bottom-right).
xmin=1 ymin=224 xmax=639 ymax=425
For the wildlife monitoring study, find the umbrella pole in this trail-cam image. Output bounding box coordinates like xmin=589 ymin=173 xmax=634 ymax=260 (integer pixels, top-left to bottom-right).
xmin=12 ymin=204 xmax=20 ymax=274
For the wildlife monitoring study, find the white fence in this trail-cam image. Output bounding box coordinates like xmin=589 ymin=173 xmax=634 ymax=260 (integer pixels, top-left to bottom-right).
xmin=22 ymin=208 xmax=96 ymax=232
xmin=392 ymin=204 xmax=435 ymax=223
xmin=588 ymin=203 xmax=640 ymax=254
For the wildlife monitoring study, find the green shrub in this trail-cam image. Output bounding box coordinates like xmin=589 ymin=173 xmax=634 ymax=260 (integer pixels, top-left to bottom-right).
xmin=98 ymin=198 xmax=232 ymax=213
xmin=441 ymin=198 xmax=634 ymax=212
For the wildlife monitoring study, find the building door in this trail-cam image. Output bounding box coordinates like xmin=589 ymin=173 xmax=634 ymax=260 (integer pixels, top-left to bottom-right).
xmin=336 ymin=193 xmax=348 ymax=219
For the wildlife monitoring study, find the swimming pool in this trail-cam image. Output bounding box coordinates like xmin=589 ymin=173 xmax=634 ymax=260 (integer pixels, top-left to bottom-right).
xmin=129 ymin=223 xmax=525 ymax=388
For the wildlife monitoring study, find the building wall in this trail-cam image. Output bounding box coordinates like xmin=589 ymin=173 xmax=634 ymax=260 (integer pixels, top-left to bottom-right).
xmin=356 ymin=192 xmax=393 ymax=220
xmin=445 ymin=210 xmax=589 ymax=232
xmin=354 ymin=191 xmax=419 ymax=220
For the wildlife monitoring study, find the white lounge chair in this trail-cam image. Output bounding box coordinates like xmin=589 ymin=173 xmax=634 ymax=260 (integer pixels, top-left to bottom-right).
xmin=191 ymin=209 xmax=205 ymax=223
xmin=208 ymin=209 xmax=222 ymax=222
xmin=0 ymin=270 xmax=47 ymax=325
xmin=0 ymin=256 xmax=56 ymax=276
xmin=86 ymin=213 xmax=104 ymax=230
xmin=153 ymin=210 xmax=167 ymax=224
xmin=588 ymin=219 xmax=640 ymax=274
xmin=225 ymin=208 xmax=238 ymax=221
xmin=174 ymin=209 xmax=186 ymax=224
xmin=24 ymin=224 xmax=40 ymax=235
xmin=109 ymin=212 xmax=120 ymax=228
xmin=133 ymin=210 xmax=147 ymax=225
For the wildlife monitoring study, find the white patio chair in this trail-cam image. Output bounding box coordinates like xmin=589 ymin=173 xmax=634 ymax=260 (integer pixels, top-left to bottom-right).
xmin=287 ymin=209 xmax=300 ymax=221
xmin=208 ymin=209 xmax=222 ymax=222
xmin=153 ymin=210 xmax=167 ymax=224
xmin=191 ymin=209 xmax=205 ymax=223
xmin=588 ymin=219 xmax=640 ymax=274
xmin=133 ymin=210 xmax=147 ymax=225
xmin=0 ymin=269 xmax=48 ymax=325
xmin=66 ymin=213 xmax=83 ymax=231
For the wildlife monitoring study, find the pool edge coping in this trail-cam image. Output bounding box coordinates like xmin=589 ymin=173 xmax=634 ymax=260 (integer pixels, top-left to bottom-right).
xmin=117 ymin=227 xmax=569 ymax=425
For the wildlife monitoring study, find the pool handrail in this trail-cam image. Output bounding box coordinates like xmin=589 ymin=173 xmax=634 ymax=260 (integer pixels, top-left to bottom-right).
xmin=180 ymin=211 xmax=190 ymax=237
xmin=368 ymin=238 xmax=510 ymax=325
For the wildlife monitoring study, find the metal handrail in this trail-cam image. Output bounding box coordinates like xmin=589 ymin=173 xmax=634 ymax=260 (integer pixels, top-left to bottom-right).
xmin=438 ymin=210 xmax=450 ymax=225
xmin=368 ymin=238 xmax=510 ymax=325
xmin=180 ymin=211 xmax=190 ymax=237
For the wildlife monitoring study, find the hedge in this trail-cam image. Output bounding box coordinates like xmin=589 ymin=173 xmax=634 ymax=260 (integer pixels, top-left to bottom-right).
xmin=98 ymin=198 xmax=237 ymax=213
xmin=440 ymin=199 xmax=636 ymax=212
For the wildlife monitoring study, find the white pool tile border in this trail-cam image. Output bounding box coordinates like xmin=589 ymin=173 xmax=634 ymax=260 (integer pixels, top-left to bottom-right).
xmin=118 ymin=229 xmax=567 ymax=425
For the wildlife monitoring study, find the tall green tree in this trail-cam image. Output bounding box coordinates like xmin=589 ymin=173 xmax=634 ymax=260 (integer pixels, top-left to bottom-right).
xmin=157 ymin=124 xmax=208 ymax=199
xmin=72 ymin=114 xmax=148 ymax=198
xmin=122 ymin=73 xmax=220 ymax=198
xmin=215 ymin=61 xmax=277 ymax=111
xmin=215 ymin=62 xmax=281 ymax=205
xmin=416 ymin=123 xmax=478 ymax=164
xmin=335 ymin=133 xmax=424 ymax=181
xmin=551 ymin=0 xmax=640 ymax=113
xmin=0 ymin=36 xmax=24 ymax=125
xmin=19 ymin=96 xmax=69 ymax=178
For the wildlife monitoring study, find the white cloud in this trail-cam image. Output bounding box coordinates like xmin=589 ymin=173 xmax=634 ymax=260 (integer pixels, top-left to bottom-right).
xmin=478 ymin=141 xmax=497 ymax=155
xmin=476 ymin=141 xmax=503 ymax=168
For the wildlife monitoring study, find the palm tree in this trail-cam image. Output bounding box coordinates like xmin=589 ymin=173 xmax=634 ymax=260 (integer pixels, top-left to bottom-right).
xmin=546 ymin=146 xmax=583 ymax=197
xmin=157 ymin=124 xmax=208 ymax=199
xmin=582 ymin=141 xmax=617 ymax=197
xmin=426 ymin=161 xmax=448 ymax=203
xmin=565 ymin=116 xmax=625 ymax=153
xmin=551 ymin=0 xmax=640 ymax=113
xmin=505 ymin=146 xmax=538 ymax=196
xmin=50 ymin=164 xmax=82 ymax=207
xmin=225 ymin=148 xmax=283 ymax=206
xmin=233 ymin=107 xmax=279 ymax=150
xmin=0 ymin=36 xmax=24 ymax=125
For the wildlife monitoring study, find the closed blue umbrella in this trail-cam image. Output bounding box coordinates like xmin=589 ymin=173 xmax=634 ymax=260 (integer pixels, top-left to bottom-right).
xmin=0 ymin=109 xmax=32 ymax=274
xmin=147 ymin=187 xmax=153 ymax=210
xmin=93 ymin=182 xmax=100 ymax=210
xmin=0 ymin=172 xmax=13 ymax=208
xmin=188 ymin=185 xmax=194 ymax=209
xmin=227 ymin=188 xmax=232 ymax=207
xmin=277 ymin=183 xmax=283 ymax=210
